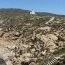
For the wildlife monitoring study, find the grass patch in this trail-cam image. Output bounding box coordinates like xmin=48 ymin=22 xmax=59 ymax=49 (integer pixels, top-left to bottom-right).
xmin=53 ymin=48 xmax=65 ymax=56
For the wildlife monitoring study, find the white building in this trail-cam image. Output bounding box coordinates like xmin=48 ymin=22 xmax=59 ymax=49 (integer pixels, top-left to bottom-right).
xmin=30 ymin=10 xmax=36 ymax=15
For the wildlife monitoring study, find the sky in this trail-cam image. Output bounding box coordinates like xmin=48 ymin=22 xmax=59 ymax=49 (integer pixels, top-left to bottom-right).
xmin=0 ymin=0 xmax=65 ymax=15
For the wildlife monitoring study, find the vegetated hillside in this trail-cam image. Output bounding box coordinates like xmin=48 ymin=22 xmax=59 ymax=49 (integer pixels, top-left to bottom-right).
xmin=0 ymin=8 xmax=30 ymax=17
xmin=0 ymin=8 xmax=64 ymax=18
xmin=0 ymin=8 xmax=65 ymax=31
xmin=0 ymin=8 xmax=65 ymax=65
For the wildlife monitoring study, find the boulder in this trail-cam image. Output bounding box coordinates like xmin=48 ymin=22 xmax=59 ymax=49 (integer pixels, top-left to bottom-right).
xmin=40 ymin=34 xmax=58 ymax=52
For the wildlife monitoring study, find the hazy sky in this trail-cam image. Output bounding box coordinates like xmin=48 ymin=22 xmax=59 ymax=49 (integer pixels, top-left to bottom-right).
xmin=0 ymin=0 xmax=65 ymax=15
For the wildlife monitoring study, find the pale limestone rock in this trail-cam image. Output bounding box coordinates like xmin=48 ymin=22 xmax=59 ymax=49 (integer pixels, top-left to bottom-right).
xmin=41 ymin=50 xmax=46 ymax=55
xmin=47 ymin=41 xmax=58 ymax=52
xmin=14 ymin=32 xmax=20 ymax=36
xmin=36 ymin=34 xmax=41 ymax=39
xmin=40 ymin=35 xmax=48 ymax=43
xmin=6 ymin=60 xmax=13 ymax=65
xmin=24 ymin=57 xmax=30 ymax=62
xmin=47 ymin=34 xmax=58 ymax=41
xmin=40 ymin=34 xmax=58 ymax=52
xmin=58 ymin=41 xmax=64 ymax=47
xmin=7 ymin=44 xmax=16 ymax=50
xmin=38 ymin=26 xmax=51 ymax=31
xmin=21 ymin=53 xmax=31 ymax=57
xmin=22 ymin=44 xmax=29 ymax=48
xmin=0 ymin=28 xmax=3 ymax=31
xmin=10 ymin=36 xmax=18 ymax=40
xmin=31 ymin=48 xmax=36 ymax=52
xmin=3 ymin=51 xmax=15 ymax=60
xmin=20 ymin=54 xmax=31 ymax=62
xmin=0 ymin=47 xmax=9 ymax=59
xmin=54 ymin=32 xmax=59 ymax=36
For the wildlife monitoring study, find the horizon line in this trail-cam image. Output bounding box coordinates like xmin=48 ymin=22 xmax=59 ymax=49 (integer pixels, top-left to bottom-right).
xmin=0 ymin=7 xmax=65 ymax=16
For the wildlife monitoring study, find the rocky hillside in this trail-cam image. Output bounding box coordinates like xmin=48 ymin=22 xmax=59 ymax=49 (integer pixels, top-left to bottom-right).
xmin=0 ymin=8 xmax=65 ymax=65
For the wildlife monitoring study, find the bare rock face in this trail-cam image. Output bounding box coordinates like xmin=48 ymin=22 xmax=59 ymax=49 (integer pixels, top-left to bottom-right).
xmin=40 ymin=34 xmax=58 ymax=52
xmin=47 ymin=34 xmax=58 ymax=41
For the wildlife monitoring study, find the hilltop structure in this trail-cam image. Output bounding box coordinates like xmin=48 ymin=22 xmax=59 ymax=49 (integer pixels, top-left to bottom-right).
xmin=30 ymin=9 xmax=36 ymax=15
